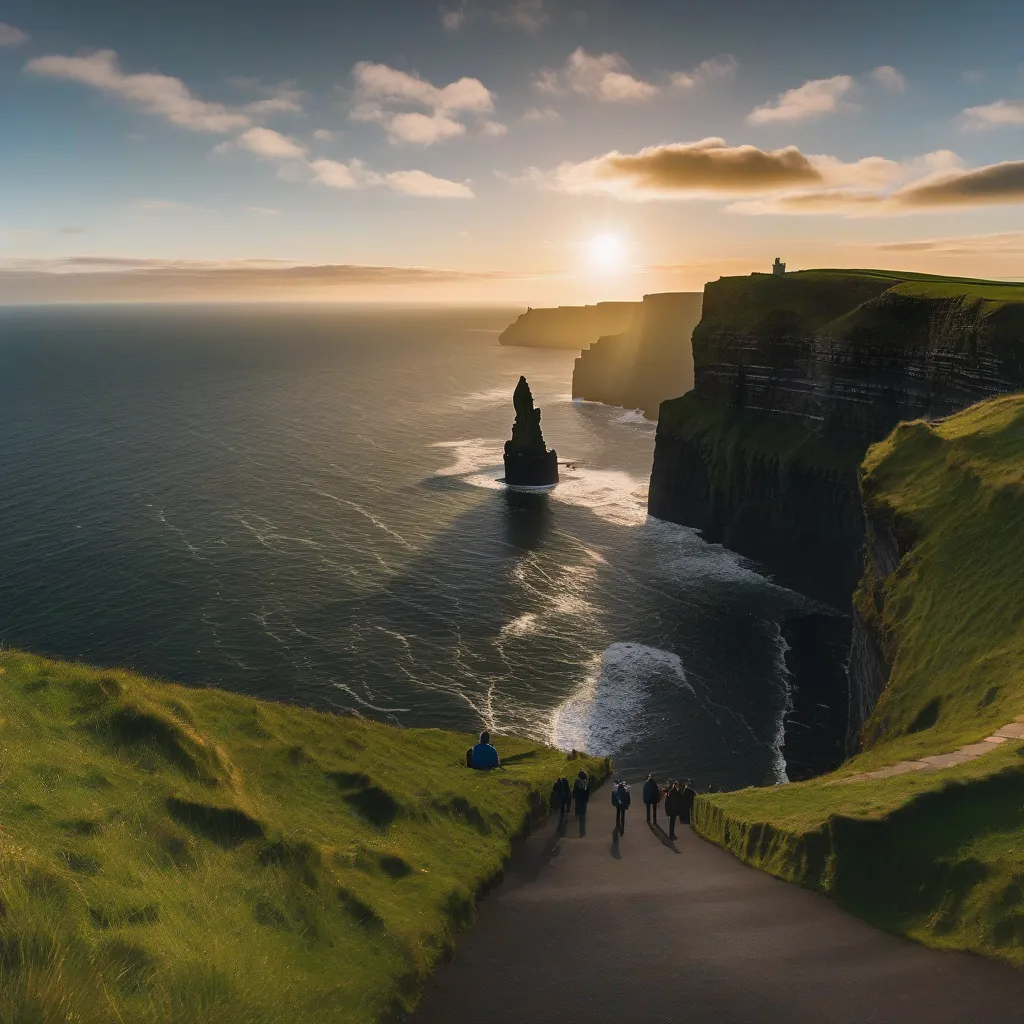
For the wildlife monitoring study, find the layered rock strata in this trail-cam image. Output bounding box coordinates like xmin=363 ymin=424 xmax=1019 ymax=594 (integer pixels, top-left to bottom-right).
xmin=572 ymin=292 xmax=702 ymax=419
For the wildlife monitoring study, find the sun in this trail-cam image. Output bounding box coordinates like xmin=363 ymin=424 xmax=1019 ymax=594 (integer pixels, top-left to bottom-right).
xmin=587 ymin=233 xmax=629 ymax=274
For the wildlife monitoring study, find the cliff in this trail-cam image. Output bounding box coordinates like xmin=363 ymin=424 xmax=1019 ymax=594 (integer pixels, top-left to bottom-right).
xmin=693 ymin=395 xmax=1024 ymax=967
xmin=0 ymin=648 xmax=607 ymax=1024
xmin=499 ymin=301 xmax=638 ymax=349
xmin=572 ymin=292 xmax=702 ymax=419
xmin=650 ymin=270 xmax=1024 ymax=603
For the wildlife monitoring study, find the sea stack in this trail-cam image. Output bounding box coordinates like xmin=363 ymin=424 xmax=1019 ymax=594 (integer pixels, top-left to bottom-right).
xmin=503 ymin=376 xmax=558 ymax=488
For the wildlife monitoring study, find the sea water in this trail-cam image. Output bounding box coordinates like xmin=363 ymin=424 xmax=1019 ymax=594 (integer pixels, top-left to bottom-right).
xmin=0 ymin=304 xmax=815 ymax=788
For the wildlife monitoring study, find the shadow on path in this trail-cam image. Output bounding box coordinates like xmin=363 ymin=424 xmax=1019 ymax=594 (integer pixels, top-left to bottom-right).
xmin=410 ymin=783 xmax=1024 ymax=1024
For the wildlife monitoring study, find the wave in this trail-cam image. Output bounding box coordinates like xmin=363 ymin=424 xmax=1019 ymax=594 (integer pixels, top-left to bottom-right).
xmin=549 ymin=642 xmax=693 ymax=756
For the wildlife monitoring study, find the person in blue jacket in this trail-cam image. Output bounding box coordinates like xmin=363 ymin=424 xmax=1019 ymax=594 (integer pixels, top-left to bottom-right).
xmin=470 ymin=730 xmax=500 ymax=770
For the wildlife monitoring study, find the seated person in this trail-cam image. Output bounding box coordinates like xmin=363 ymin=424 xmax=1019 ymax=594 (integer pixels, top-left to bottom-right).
xmin=469 ymin=730 xmax=500 ymax=770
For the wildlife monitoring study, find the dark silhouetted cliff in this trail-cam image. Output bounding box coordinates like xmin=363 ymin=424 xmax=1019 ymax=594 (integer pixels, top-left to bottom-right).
xmin=572 ymin=292 xmax=702 ymax=418
xmin=499 ymin=302 xmax=638 ymax=349
xmin=648 ymin=269 xmax=1024 ymax=770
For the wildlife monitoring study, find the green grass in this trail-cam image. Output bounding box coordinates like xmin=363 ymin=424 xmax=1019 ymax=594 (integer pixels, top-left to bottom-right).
xmin=695 ymin=393 xmax=1024 ymax=964
xmin=0 ymin=650 xmax=608 ymax=1023
xmin=696 ymin=269 xmax=1024 ymax=349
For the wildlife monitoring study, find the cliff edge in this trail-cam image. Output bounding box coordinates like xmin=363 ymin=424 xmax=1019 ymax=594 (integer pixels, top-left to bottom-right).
xmin=572 ymin=292 xmax=702 ymax=419
xmin=694 ymin=394 xmax=1024 ymax=968
xmin=499 ymin=302 xmax=638 ymax=349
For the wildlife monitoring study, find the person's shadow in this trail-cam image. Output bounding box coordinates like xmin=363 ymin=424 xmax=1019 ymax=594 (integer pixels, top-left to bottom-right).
xmin=610 ymin=829 xmax=622 ymax=859
xmin=650 ymin=821 xmax=681 ymax=854
xmin=577 ymin=813 xmax=587 ymax=839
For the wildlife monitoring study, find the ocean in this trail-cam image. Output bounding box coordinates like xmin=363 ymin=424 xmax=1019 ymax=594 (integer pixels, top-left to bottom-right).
xmin=0 ymin=304 xmax=815 ymax=788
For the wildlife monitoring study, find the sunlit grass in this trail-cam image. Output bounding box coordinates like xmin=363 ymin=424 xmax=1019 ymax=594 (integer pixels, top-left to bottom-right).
xmin=0 ymin=650 xmax=608 ymax=1023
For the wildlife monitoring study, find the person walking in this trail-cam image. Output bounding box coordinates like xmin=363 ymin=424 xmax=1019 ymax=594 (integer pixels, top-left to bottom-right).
xmin=642 ymin=774 xmax=661 ymax=826
xmin=572 ymin=770 xmax=590 ymax=818
xmin=551 ymin=775 xmax=572 ymax=820
xmin=611 ymin=780 xmax=631 ymax=835
xmin=664 ymin=780 xmax=685 ymax=840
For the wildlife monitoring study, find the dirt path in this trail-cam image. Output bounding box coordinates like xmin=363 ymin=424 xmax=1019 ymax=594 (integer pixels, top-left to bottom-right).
xmin=410 ymin=783 xmax=1024 ymax=1024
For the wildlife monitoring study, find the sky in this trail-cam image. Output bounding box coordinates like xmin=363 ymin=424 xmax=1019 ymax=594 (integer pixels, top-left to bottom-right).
xmin=4 ymin=0 xmax=1024 ymax=304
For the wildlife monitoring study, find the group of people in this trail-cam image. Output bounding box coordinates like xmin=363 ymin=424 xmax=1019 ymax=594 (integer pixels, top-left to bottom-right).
xmin=468 ymin=732 xmax=700 ymax=845
xmin=550 ymin=771 xmax=697 ymax=841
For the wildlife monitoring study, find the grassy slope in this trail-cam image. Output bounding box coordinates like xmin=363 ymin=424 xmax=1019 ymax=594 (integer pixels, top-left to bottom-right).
xmin=695 ymin=394 xmax=1024 ymax=963
xmin=0 ymin=650 xmax=607 ymax=1024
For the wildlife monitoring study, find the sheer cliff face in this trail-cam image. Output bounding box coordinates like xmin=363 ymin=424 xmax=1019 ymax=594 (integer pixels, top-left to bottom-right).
xmin=498 ymin=302 xmax=638 ymax=349
xmin=572 ymin=292 xmax=702 ymax=418
xmin=692 ymin=274 xmax=1024 ymax=439
xmin=649 ymin=270 xmax=1024 ymax=764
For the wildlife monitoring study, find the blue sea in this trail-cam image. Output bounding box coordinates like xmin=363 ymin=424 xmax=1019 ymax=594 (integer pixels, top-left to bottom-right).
xmin=0 ymin=304 xmax=815 ymax=787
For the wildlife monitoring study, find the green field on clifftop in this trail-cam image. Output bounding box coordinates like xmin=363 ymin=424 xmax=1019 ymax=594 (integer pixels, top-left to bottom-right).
xmin=696 ymin=394 xmax=1024 ymax=964
xmin=0 ymin=650 xmax=607 ymax=1024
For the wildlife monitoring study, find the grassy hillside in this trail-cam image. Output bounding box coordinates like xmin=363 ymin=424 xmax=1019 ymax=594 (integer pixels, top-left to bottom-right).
xmin=0 ymin=650 xmax=607 ymax=1023
xmin=696 ymin=269 xmax=1024 ymax=344
xmin=694 ymin=394 xmax=1024 ymax=963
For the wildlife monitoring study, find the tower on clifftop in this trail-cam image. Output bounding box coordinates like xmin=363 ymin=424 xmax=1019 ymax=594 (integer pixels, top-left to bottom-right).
xmin=773 ymin=257 xmax=786 ymax=276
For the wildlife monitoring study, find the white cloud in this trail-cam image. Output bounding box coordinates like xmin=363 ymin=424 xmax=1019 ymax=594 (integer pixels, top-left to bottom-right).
xmin=313 ymin=129 xmax=335 ymax=141
xmin=0 ymin=22 xmax=27 ymax=46
xmin=522 ymin=105 xmax=560 ymax=121
xmin=961 ymin=99 xmax=1024 ymax=129
xmin=536 ymin=48 xmax=659 ymax=102
xmin=246 ymin=207 xmax=281 ymax=216
xmin=441 ymin=5 xmax=468 ymax=30
xmin=350 ymin=61 xmax=496 ymax=145
xmin=309 ymin=158 xmax=365 ymax=190
xmin=130 ymin=199 xmax=200 ymax=211
xmin=480 ymin=119 xmax=508 ymax=136
xmin=233 ymin=127 xmax=307 ymax=160
xmin=670 ymin=54 xmax=738 ymax=90
xmin=497 ymin=0 xmax=549 ymax=33
xmin=871 ymin=65 xmax=907 ymax=93
xmin=747 ymin=75 xmax=856 ymax=125
xmin=26 ymin=50 xmax=251 ymax=133
xmin=384 ymin=170 xmax=474 ymax=197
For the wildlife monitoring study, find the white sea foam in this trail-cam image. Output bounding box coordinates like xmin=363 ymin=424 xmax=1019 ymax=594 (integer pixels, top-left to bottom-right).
xmin=500 ymin=612 xmax=539 ymax=638
xmin=769 ymin=621 xmax=792 ymax=785
xmin=550 ymin=642 xmax=693 ymax=756
xmin=615 ymin=408 xmax=654 ymax=425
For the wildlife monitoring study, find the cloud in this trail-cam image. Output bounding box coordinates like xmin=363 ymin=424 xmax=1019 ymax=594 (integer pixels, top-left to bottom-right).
xmin=497 ymin=0 xmax=549 ymax=33
xmin=536 ymin=47 xmax=658 ymax=102
xmin=383 ymin=170 xmax=474 ymax=197
xmin=232 ymin=127 xmax=307 ymax=160
xmin=130 ymin=199 xmax=200 ymax=211
xmin=245 ymin=207 xmax=281 ymax=216
xmin=0 ymin=257 xmax=525 ymax=303
xmin=529 ymin=137 xmax=1022 ymax=216
xmin=313 ymin=129 xmax=335 ymax=141
xmin=747 ymin=75 xmax=856 ymax=124
xmin=522 ymin=105 xmax=559 ymax=121
xmin=308 ymin=158 xmax=472 ymax=198
xmin=670 ymin=54 xmax=738 ymax=90
xmin=479 ymin=119 xmax=508 ymax=136
xmin=541 ymin=138 xmax=854 ymax=199
xmin=350 ymin=61 xmax=495 ymax=144
xmin=26 ymin=50 xmax=251 ymax=133
xmin=441 ymin=6 xmax=468 ymax=30
xmin=58 ymin=226 xmax=87 ymax=235
xmin=309 ymin=158 xmax=365 ymax=190
xmin=0 ymin=22 xmax=27 ymax=46
xmin=961 ymin=99 xmax=1024 ymax=129
xmin=871 ymin=65 xmax=907 ymax=93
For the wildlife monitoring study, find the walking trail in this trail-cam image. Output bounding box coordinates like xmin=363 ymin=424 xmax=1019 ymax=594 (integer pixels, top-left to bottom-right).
xmin=410 ymin=783 xmax=1024 ymax=1024
xmin=842 ymin=715 xmax=1024 ymax=781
